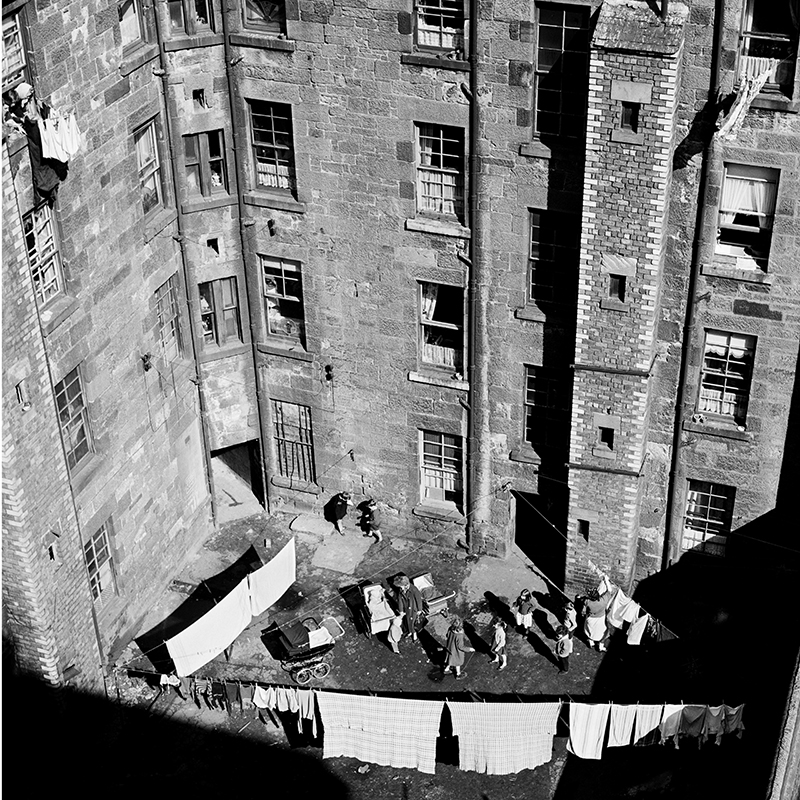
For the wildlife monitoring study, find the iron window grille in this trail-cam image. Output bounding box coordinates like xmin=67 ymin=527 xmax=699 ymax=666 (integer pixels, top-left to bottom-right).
xmin=416 ymin=0 xmax=464 ymax=54
xmin=271 ymin=400 xmax=316 ymax=483
xmin=419 ymin=282 xmax=464 ymax=373
xmin=199 ymin=277 xmax=241 ymax=348
xmin=54 ymin=366 xmax=92 ymax=471
xmin=184 ymin=130 xmax=228 ymax=197
xmin=155 ymin=274 xmax=183 ymax=361
xmin=23 ymin=204 xmax=64 ymax=307
xmin=261 ymin=255 xmax=305 ymax=344
xmin=698 ymin=330 xmax=755 ymax=424
xmin=528 ymin=209 xmax=579 ymax=303
xmin=420 ymin=429 xmax=463 ymax=506
xmin=682 ymin=480 xmax=735 ymax=557
xmin=134 ymin=120 xmax=163 ymax=215
xmin=249 ymin=100 xmax=295 ymax=192
xmin=84 ymin=521 xmax=117 ymax=602
xmin=416 ymin=123 xmax=464 ymax=221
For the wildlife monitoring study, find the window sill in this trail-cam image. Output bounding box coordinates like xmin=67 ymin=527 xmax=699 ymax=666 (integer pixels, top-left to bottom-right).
xmin=243 ymin=190 xmax=305 ymax=213
xmin=143 ymin=207 xmax=178 ymax=243
xmin=198 ymin=343 xmax=251 ymax=364
xmin=70 ymin=453 xmax=106 ymax=496
xmin=405 ymin=217 xmax=470 ymax=239
xmin=509 ymin=447 xmax=541 ymax=465
xmin=682 ymin=419 xmax=751 ymax=442
xmin=611 ymin=129 xmax=644 ymax=145
xmin=400 ymin=53 xmax=469 ymax=71
xmin=164 ymin=32 xmax=224 ymax=52
xmin=181 ymin=195 xmax=237 ymax=214
xmin=600 ymin=298 xmax=629 ymax=313
xmin=749 ymin=95 xmax=799 ymax=113
xmin=412 ymin=502 xmax=467 ymax=525
xmin=702 ymin=262 xmax=772 ymax=285
xmin=257 ymin=341 xmax=314 ymax=362
xmin=519 ymin=139 xmax=582 ymax=160
xmin=40 ymin=295 xmax=79 ymax=336
xmin=270 ymin=475 xmax=320 ymax=495
xmin=119 ymin=43 xmax=159 ymax=77
xmin=514 ymin=305 xmax=547 ymax=323
xmin=408 ymin=370 xmax=468 ymax=390
xmin=229 ymin=32 xmax=295 ymax=51
xmin=591 ymin=446 xmax=616 ymax=460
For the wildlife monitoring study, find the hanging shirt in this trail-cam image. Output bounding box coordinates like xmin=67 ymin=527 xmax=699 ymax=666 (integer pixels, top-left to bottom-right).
xmin=627 ymin=613 xmax=649 ymax=645
xmin=633 ymin=704 xmax=663 ymax=746
xmin=606 ymin=589 xmax=640 ymax=629
xmin=659 ymin=704 xmax=685 ymax=747
xmin=679 ymin=705 xmax=706 ymax=745
xmin=248 ymin=537 xmax=297 ymax=618
xmin=702 ymin=705 xmax=725 ymax=745
xmin=275 ymin=686 xmax=299 ymax=713
xmin=447 ymin=701 xmax=561 ymax=775
xmin=567 ymin=703 xmax=611 ymax=760
xmin=724 ymin=704 xmax=745 ymax=738
xmin=607 ymin=705 xmax=637 ymax=747
xmin=316 ymin=692 xmax=444 ymax=774
xmin=297 ymin=689 xmax=318 ymax=737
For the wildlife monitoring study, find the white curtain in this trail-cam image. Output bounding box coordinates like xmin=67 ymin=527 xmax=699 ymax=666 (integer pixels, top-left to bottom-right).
xmin=421 ymin=283 xmax=438 ymax=320
xmin=720 ymin=175 xmax=776 ymax=228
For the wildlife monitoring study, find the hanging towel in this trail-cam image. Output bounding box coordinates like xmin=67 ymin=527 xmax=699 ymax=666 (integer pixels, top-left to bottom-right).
xmin=275 ymin=686 xmax=299 ymax=713
xmin=179 ymin=676 xmax=191 ymax=699
xmin=316 ymin=692 xmax=444 ymax=774
xmin=607 ymin=705 xmax=637 ymax=747
xmin=633 ymin=704 xmax=663 ymax=746
xmin=659 ymin=704 xmax=685 ymax=747
xmin=606 ymin=589 xmax=639 ymax=629
xmin=447 ymin=702 xmax=561 ymax=775
xmin=297 ymin=689 xmax=318 ymax=737
xmin=242 ymin=683 xmax=255 ymax=709
xmin=724 ymin=704 xmax=745 ymax=738
xmin=248 ymin=537 xmax=297 ymax=618
xmin=567 ymin=703 xmax=611 ymax=760
xmin=165 ymin=578 xmax=252 ymax=677
xmin=679 ymin=705 xmax=706 ymax=745
xmin=253 ymin=685 xmax=273 ymax=709
xmin=627 ymin=612 xmax=649 ymax=645
xmin=225 ymin=681 xmax=240 ymax=714
xmin=702 ymin=705 xmax=725 ymax=745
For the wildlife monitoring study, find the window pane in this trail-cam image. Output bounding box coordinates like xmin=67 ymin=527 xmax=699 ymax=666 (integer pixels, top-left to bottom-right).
xmin=118 ymin=0 xmax=141 ymax=47
xmin=54 ymin=367 xmax=92 ymax=470
xmin=245 ymin=0 xmax=285 ymax=32
xmin=169 ymin=0 xmax=185 ymax=29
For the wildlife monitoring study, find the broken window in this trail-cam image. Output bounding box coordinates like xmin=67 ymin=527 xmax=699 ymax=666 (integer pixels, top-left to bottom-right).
xmin=169 ymin=0 xmax=214 ymax=34
xmin=199 ymin=277 xmax=242 ymax=348
xmin=85 ymin=521 xmax=117 ymax=602
xmin=249 ymin=100 xmax=295 ymax=193
xmin=419 ymin=282 xmax=464 ymax=373
xmin=682 ymin=480 xmax=735 ymax=557
xmin=716 ymin=163 xmax=778 ymax=271
xmin=54 ymin=366 xmax=93 ymax=471
xmin=698 ymin=330 xmax=755 ymax=424
xmin=416 ymin=123 xmax=464 ymax=221
xmin=524 ymin=365 xmax=569 ymax=455
xmin=271 ymin=400 xmax=316 ymax=483
xmin=261 ymin=255 xmax=305 ymax=344
xmin=155 ymin=274 xmax=183 ymax=361
xmin=118 ymin=0 xmax=143 ymax=49
xmin=2 ymin=10 xmax=29 ymax=94
xmin=420 ymin=430 xmax=463 ymax=507
xmin=739 ymin=0 xmax=797 ymax=96
xmin=620 ymin=101 xmax=639 ymax=133
xmin=244 ymin=0 xmax=285 ymax=34
xmin=184 ymin=130 xmax=228 ymax=197
xmin=528 ymin=209 xmax=579 ymax=304
xmin=134 ymin=119 xmax=164 ymax=215
xmin=23 ymin=204 xmax=64 ymax=307
xmin=416 ymin=0 xmax=464 ymax=54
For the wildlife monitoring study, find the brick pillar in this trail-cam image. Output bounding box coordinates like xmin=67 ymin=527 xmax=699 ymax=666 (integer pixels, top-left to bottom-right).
xmin=565 ymin=2 xmax=687 ymax=592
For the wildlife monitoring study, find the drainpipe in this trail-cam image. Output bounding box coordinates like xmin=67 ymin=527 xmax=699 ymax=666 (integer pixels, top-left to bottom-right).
xmin=661 ymin=0 xmax=724 ymax=569
xmin=465 ymin=0 xmax=492 ymax=550
xmin=661 ymin=0 xmax=669 ymax=23
xmin=152 ymin=3 xmax=218 ymax=524
xmin=220 ymin=1 xmax=271 ymax=513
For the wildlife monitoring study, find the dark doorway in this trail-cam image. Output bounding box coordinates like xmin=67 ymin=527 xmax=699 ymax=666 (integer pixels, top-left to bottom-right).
xmin=512 ymin=489 xmax=566 ymax=589
xmin=210 ymin=440 xmax=265 ymax=523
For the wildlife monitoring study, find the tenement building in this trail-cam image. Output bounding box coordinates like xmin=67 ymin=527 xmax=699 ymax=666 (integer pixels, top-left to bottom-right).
xmin=2 ymin=0 xmax=798 ymax=693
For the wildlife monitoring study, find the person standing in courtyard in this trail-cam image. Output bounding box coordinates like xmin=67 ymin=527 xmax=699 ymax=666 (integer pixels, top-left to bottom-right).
xmin=489 ymin=618 xmax=507 ymax=670
xmin=554 ymin=625 xmax=573 ymax=673
xmin=444 ymin=618 xmax=474 ymax=679
xmin=562 ymin=600 xmax=577 ymax=634
xmin=330 ymin=491 xmax=353 ymax=535
xmin=513 ymin=589 xmax=535 ymax=634
xmin=581 ymin=585 xmax=613 ymax=651
xmin=361 ymin=498 xmax=383 ymax=543
xmin=392 ymin=574 xmax=425 ymax=641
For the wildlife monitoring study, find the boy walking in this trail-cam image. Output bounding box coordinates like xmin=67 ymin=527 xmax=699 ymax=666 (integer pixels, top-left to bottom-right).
xmin=554 ymin=625 xmax=573 ymax=674
xmin=489 ymin=619 xmax=507 ymax=670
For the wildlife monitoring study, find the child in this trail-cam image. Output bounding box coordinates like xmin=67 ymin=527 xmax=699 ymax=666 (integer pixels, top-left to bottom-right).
xmin=444 ymin=618 xmax=474 ymax=679
xmin=331 ymin=491 xmax=353 ymax=535
xmin=387 ymin=614 xmax=403 ymax=654
xmin=513 ymin=589 xmax=534 ymax=633
xmin=563 ymin=600 xmax=577 ymax=634
xmin=361 ymin=498 xmax=383 ymax=543
xmin=554 ymin=625 xmax=573 ymax=673
xmin=489 ymin=619 xmax=507 ymax=670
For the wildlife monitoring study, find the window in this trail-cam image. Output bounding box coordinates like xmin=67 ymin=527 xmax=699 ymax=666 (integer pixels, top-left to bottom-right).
xmin=528 ymin=209 xmax=579 ymax=303
xmin=419 ymin=282 xmax=463 ymax=372
xmin=416 ymin=0 xmax=464 ymax=54
xmin=184 ymin=131 xmax=228 ymax=197
xmin=717 ymin=164 xmax=778 ymax=270
xmin=271 ymin=400 xmax=315 ymax=483
xmin=249 ymin=100 xmax=295 ymax=192
xmin=54 ymin=367 xmax=92 ymax=471
xmin=155 ymin=274 xmax=183 ymax=360
xmin=416 ymin=123 xmax=464 ymax=221
xmin=739 ymin=0 xmax=797 ymax=96
xmin=682 ymin=480 xmax=735 ymax=557
xmin=420 ymin=430 xmax=463 ymax=506
xmin=534 ymin=4 xmax=590 ymax=139
xmin=244 ymin=0 xmax=285 ymax=34
xmin=620 ymin=101 xmax=639 ymax=133
xmin=698 ymin=331 xmax=755 ymax=424
xmin=524 ymin=365 xmax=569 ymax=454
xmin=84 ymin=521 xmax=117 ymax=602
xmin=118 ymin=0 xmax=142 ymax=49
xmin=598 ymin=427 xmax=614 ymax=451
xmin=23 ymin=204 xmax=64 ymax=307
xmin=2 ymin=11 xmax=29 ymax=93
xmin=134 ymin=120 xmax=163 ymax=215
xmin=199 ymin=278 xmax=241 ymax=348
xmin=168 ymin=0 xmax=214 ymax=34
xmin=608 ymin=274 xmax=626 ymax=302
xmin=261 ymin=255 xmax=305 ymax=344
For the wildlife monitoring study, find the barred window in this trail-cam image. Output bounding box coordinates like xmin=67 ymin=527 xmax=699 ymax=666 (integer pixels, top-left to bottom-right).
xmin=54 ymin=367 xmax=92 ymax=471
xmin=84 ymin=521 xmax=117 ymax=602
xmin=199 ymin=277 xmax=241 ymax=348
xmin=2 ymin=11 xmax=28 ymax=93
xmin=528 ymin=209 xmax=579 ymax=304
xmin=682 ymin=480 xmax=735 ymax=557
xmin=419 ymin=282 xmax=463 ymax=373
xmin=416 ymin=123 xmax=464 ymax=221
xmin=261 ymin=255 xmax=305 ymax=344
xmin=249 ymin=100 xmax=295 ymax=192
xmin=134 ymin=120 xmax=163 ymax=215
xmin=244 ymin=0 xmax=285 ymax=33
xmin=271 ymin=400 xmax=316 ymax=483
xmin=698 ymin=331 xmax=755 ymax=424
xmin=23 ymin=204 xmax=64 ymax=307
xmin=420 ymin=430 xmax=463 ymax=506
xmin=524 ymin=365 xmax=569 ymax=454
xmin=416 ymin=0 xmax=464 ymax=53
xmin=155 ymin=274 xmax=183 ymax=361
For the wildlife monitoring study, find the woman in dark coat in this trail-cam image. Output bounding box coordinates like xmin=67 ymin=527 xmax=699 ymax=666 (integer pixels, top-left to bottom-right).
xmin=392 ymin=574 xmax=425 ymax=640
xmin=443 ymin=617 xmax=474 ymax=678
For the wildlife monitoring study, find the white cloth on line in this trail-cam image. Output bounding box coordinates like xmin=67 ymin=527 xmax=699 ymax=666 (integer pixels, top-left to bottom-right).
xmin=447 ymin=702 xmax=561 ymax=775
xmin=567 ymin=703 xmax=611 ymax=760
xmin=659 ymin=704 xmax=685 ymax=747
xmin=253 ymin=685 xmax=273 ymax=709
xmin=165 ymin=578 xmax=252 ymax=677
xmin=297 ymin=689 xmax=318 ymax=737
xmin=275 ymin=686 xmax=299 ymax=713
xmin=248 ymin=536 xmax=297 ymax=617
xmin=627 ymin=612 xmax=649 ymax=645
xmin=633 ymin=704 xmax=663 ymax=745
xmin=607 ymin=704 xmax=637 ymax=747
xmin=317 ymin=692 xmax=443 ymax=774
xmin=607 ymin=589 xmax=640 ymax=629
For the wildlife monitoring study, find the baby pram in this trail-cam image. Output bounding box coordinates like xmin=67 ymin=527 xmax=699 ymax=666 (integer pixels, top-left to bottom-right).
xmin=411 ymin=572 xmax=455 ymax=617
xmin=275 ymin=616 xmax=345 ymax=684
xmin=358 ymin=583 xmax=397 ymax=639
